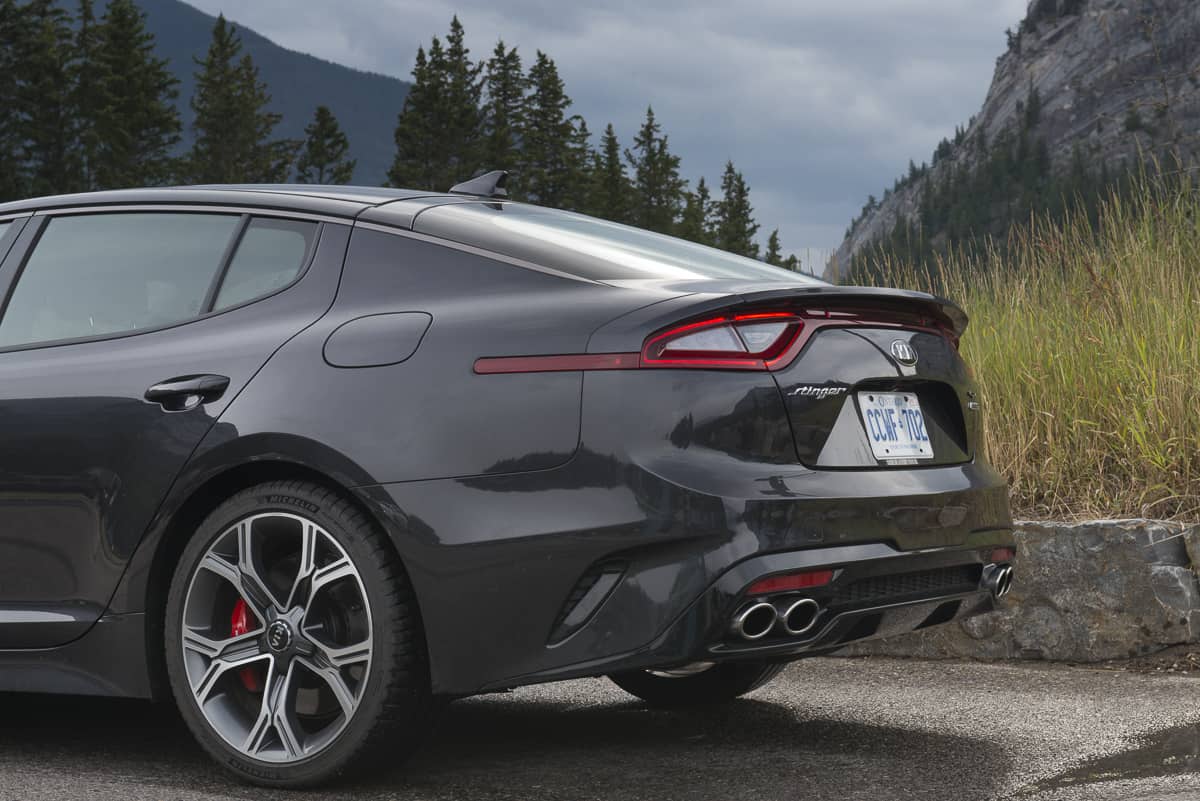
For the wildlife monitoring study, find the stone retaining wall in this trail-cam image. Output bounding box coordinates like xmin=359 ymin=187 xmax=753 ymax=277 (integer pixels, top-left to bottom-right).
xmin=839 ymin=519 xmax=1200 ymax=662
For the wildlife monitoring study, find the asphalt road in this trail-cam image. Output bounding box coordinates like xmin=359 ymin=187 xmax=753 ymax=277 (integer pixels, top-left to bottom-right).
xmin=1 ymin=657 xmax=1199 ymax=801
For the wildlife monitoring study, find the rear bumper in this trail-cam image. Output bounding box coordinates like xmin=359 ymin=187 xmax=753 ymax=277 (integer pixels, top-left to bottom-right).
xmin=356 ymin=452 xmax=1013 ymax=696
xmin=475 ymin=541 xmax=1007 ymax=690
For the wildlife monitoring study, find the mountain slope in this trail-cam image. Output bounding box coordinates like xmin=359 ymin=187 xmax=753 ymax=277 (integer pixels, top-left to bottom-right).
xmin=831 ymin=0 xmax=1200 ymax=279
xmin=134 ymin=0 xmax=410 ymax=184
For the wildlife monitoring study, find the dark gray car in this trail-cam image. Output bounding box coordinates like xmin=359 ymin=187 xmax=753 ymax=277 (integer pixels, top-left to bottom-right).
xmin=0 ymin=184 xmax=1013 ymax=786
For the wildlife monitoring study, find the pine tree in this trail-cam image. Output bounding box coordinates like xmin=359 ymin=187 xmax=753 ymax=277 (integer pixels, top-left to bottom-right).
xmin=388 ymin=43 xmax=443 ymax=188
xmin=764 ymin=228 xmax=783 ymax=265
xmin=585 ymin=123 xmax=629 ymax=221
xmin=481 ymin=40 xmax=522 ymax=175
xmin=438 ymin=16 xmax=483 ymax=185
xmin=712 ymin=161 xmax=760 ymax=257
xmin=0 ymin=0 xmax=30 ymax=200
xmin=390 ymin=18 xmax=482 ymax=191
xmin=564 ymin=116 xmax=592 ymax=211
xmin=625 ymin=107 xmax=684 ymax=234
xmin=188 ymin=15 xmax=295 ymax=184
xmin=296 ymin=105 xmax=355 ymax=184
xmin=520 ymin=51 xmax=578 ymax=207
xmin=92 ymin=0 xmax=180 ymax=188
xmin=676 ymin=176 xmax=712 ymax=245
xmin=72 ymin=0 xmax=101 ymax=188
xmin=21 ymin=0 xmax=79 ymax=196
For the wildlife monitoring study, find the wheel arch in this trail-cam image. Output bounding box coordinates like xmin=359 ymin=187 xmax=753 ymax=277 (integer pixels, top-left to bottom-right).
xmin=141 ymin=456 xmax=428 ymax=701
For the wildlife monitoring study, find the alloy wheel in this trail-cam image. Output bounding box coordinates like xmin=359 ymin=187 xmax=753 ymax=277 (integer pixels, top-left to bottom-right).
xmin=179 ymin=512 xmax=373 ymax=764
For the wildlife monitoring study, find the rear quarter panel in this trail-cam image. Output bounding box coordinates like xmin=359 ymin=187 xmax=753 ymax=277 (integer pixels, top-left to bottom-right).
xmin=210 ymin=226 xmax=668 ymax=483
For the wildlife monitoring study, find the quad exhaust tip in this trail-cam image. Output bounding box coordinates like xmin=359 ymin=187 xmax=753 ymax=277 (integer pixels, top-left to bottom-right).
xmin=731 ymin=601 xmax=778 ymax=640
xmin=733 ymin=563 xmax=1014 ymax=643
xmin=983 ymin=563 xmax=1014 ymax=598
xmin=996 ymin=565 xmax=1014 ymax=597
xmin=780 ymin=598 xmax=821 ymax=635
xmin=731 ymin=597 xmax=825 ymax=641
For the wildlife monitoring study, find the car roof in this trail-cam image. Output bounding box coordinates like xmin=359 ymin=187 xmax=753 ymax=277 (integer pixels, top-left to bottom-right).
xmin=0 ymin=184 xmax=465 ymax=220
xmin=0 ymin=184 xmax=835 ymax=294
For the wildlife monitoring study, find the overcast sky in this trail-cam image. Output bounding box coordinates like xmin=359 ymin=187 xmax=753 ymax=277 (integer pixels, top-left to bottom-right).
xmin=187 ymin=0 xmax=1028 ymax=266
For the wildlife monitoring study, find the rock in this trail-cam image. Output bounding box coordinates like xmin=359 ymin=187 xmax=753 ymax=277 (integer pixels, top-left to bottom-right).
xmin=828 ymin=0 xmax=1200 ymax=277
xmin=1150 ymin=565 xmax=1200 ymax=616
xmin=838 ymin=519 xmax=1200 ymax=662
xmin=1182 ymin=527 xmax=1200 ymax=577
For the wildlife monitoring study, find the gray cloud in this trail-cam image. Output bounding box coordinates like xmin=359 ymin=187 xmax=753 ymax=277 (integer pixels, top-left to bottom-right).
xmin=187 ymin=0 xmax=1027 ymax=261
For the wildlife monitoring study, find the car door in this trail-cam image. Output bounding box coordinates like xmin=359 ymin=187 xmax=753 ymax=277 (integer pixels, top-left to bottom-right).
xmin=0 ymin=207 xmax=348 ymax=648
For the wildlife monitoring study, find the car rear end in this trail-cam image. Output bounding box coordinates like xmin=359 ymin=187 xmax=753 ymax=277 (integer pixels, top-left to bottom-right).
xmin=560 ymin=284 xmax=1014 ymax=671
xmin=401 ymin=202 xmax=1014 ymax=689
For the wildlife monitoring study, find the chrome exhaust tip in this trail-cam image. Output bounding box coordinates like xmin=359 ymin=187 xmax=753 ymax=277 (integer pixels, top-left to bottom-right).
xmin=731 ymin=601 xmax=778 ymax=640
xmin=780 ymin=597 xmax=822 ymax=636
xmin=996 ymin=565 xmax=1014 ymax=597
xmin=982 ymin=563 xmax=1014 ymax=598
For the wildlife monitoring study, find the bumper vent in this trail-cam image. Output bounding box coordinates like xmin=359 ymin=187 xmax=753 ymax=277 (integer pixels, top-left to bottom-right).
xmin=830 ymin=565 xmax=980 ymax=608
xmin=547 ymin=560 xmax=626 ymax=645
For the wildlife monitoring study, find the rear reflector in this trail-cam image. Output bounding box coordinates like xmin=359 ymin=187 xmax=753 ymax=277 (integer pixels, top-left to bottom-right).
xmin=989 ymin=547 xmax=1016 ymax=563
xmin=747 ymin=569 xmax=835 ymax=596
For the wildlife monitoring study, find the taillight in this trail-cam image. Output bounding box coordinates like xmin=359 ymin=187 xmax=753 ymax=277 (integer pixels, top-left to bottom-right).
xmin=473 ymin=305 xmax=957 ymax=375
xmin=640 ymin=312 xmax=803 ymax=370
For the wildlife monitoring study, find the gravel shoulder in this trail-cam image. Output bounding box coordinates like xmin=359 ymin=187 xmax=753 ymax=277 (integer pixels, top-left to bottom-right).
xmin=0 ymin=657 xmax=1198 ymax=801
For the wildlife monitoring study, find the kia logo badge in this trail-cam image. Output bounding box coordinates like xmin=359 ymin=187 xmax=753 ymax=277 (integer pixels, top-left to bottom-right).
xmin=890 ymin=339 xmax=917 ymax=366
xmin=266 ymin=620 xmax=293 ymax=652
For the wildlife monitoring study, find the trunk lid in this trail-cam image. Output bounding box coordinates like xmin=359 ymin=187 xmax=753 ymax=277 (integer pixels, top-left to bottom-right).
xmin=589 ymin=282 xmax=979 ymax=470
xmin=772 ymin=323 xmax=977 ymax=468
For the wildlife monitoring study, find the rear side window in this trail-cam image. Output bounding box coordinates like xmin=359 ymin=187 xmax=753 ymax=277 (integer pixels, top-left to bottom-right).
xmin=0 ymin=221 xmax=11 ymax=241
xmin=414 ymin=203 xmax=828 ymax=284
xmin=0 ymin=213 xmax=239 ymax=347
xmin=213 ymin=218 xmax=317 ymax=311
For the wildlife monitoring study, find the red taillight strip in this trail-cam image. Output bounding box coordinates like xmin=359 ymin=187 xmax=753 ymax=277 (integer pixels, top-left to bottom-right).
xmin=474 ymin=309 xmax=958 ymax=375
xmin=735 ymin=311 xmax=797 ymax=321
xmin=636 ymin=355 xmax=773 ymax=370
xmin=473 ymin=353 xmax=640 ymax=374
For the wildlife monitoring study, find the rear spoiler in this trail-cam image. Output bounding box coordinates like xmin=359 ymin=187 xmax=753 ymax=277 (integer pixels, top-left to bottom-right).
xmin=734 ymin=285 xmax=969 ymax=338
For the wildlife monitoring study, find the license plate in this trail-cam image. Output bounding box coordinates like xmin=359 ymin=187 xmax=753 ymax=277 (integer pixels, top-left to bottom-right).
xmin=858 ymin=392 xmax=933 ymax=461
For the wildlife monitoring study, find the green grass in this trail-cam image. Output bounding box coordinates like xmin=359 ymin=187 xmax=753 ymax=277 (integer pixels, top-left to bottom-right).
xmin=851 ymin=177 xmax=1200 ymax=520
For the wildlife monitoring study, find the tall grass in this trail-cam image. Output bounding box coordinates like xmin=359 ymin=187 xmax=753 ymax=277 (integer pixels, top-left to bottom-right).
xmin=857 ymin=175 xmax=1200 ymax=520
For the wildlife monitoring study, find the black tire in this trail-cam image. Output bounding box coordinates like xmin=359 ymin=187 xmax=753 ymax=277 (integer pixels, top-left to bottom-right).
xmin=164 ymin=480 xmax=432 ymax=788
xmin=608 ymin=661 xmax=786 ymax=707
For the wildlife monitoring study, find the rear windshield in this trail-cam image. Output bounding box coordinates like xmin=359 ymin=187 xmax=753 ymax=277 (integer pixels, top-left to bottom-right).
xmin=412 ymin=203 xmax=826 ymax=284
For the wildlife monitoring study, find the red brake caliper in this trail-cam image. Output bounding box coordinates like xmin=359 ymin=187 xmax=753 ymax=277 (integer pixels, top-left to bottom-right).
xmin=230 ymin=598 xmax=262 ymax=692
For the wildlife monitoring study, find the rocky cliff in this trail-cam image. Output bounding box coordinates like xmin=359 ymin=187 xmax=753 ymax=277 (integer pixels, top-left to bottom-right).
xmin=829 ymin=0 xmax=1200 ymax=280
